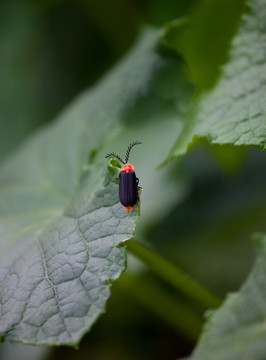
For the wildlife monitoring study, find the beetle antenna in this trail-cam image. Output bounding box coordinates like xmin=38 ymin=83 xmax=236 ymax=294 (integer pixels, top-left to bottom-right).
xmin=105 ymin=152 xmax=125 ymax=164
xmin=125 ymin=140 xmax=142 ymax=164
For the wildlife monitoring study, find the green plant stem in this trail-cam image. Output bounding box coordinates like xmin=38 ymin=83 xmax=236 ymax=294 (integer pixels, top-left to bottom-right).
xmin=126 ymin=239 xmax=222 ymax=309
xmin=118 ymin=274 xmax=202 ymax=341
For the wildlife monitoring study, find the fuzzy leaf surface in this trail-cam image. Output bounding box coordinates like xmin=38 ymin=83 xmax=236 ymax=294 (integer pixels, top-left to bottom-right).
xmin=0 ymin=28 xmax=169 ymax=346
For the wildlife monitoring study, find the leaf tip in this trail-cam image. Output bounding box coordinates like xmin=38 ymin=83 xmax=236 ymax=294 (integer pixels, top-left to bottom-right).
xmin=252 ymin=232 xmax=266 ymax=251
xmin=105 ymin=158 xmax=121 ymax=179
xmin=108 ymin=158 xmax=121 ymax=169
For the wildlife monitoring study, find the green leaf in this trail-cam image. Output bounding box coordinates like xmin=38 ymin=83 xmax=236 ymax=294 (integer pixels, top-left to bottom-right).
xmin=161 ymin=0 xmax=246 ymax=90
xmin=165 ymin=0 xmax=266 ymax=161
xmin=0 ymin=159 xmax=139 ymax=346
xmin=0 ymin=28 xmax=169 ymax=346
xmin=189 ymin=233 xmax=266 ymax=360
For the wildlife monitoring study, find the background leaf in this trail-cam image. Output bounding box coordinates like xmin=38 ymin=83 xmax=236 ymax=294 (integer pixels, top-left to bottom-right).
xmin=161 ymin=0 xmax=246 ymax=90
xmin=188 ymin=233 xmax=266 ymax=360
xmin=165 ymin=0 xmax=266 ymax=161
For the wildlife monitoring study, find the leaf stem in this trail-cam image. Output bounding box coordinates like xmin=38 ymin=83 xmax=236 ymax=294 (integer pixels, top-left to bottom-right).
xmin=126 ymin=239 xmax=222 ymax=309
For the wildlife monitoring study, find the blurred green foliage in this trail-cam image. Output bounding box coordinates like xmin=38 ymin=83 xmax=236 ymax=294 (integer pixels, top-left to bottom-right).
xmin=1 ymin=0 xmax=266 ymax=359
xmin=0 ymin=0 xmax=192 ymax=161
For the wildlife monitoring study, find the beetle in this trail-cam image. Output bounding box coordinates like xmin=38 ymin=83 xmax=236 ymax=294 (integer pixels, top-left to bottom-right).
xmin=105 ymin=141 xmax=141 ymax=211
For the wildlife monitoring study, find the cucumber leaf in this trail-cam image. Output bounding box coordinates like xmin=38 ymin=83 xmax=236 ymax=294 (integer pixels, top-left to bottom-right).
xmin=0 ymin=28 xmax=166 ymax=346
xmin=165 ymin=0 xmax=266 ymax=161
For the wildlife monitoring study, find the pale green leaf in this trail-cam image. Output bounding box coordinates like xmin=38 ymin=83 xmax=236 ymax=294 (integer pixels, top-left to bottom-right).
xmin=0 ymin=158 xmax=139 ymax=347
xmin=166 ymin=0 xmax=266 ymax=161
xmin=0 ymin=28 xmax=167 ymax=346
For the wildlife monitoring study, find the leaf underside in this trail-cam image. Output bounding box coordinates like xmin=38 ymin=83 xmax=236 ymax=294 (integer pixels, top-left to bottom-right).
xmin=0 ymin=28 xmax=167 ymax=346
xmin=0 ymin=160 xmax=140 ymax=346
